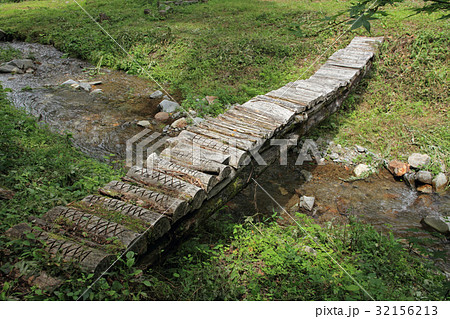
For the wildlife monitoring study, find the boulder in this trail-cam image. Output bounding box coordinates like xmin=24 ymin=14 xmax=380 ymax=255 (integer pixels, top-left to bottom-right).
xmin=387 ymin=160 xmax=410 ymax=177
xmin=154 ymin=112 xmax=170 ymax=122
xmin=159 ymin=100 xmax=180 ymax=113
xmin=416 ymin=170 xmax=433 ymax=184
xmin=354 ymin=164 xmax=370 ymax=177
xmin=150 ymin=90 xmax=163 ymax=99
xmin=408 ymin=153 xmax=430 ymax=169
xmin=0 ymin=64 xmax=16 ymax=73
xmin=300 ymin=196 xmax=315 ymax=211
xmin=137 ymin=120 xmax=151 ymax=128
xmin=422 ymin=215 xmax=450 ymax=234
xmin=432 ymin=173 xmax=448 ymax=193
xmin=8 ymin=59 xmax=34 ymax=70
xmin=171 ymin=117 xmax=187 ymax=129
xmin=417 ymin=184 xmax=433 ymax=194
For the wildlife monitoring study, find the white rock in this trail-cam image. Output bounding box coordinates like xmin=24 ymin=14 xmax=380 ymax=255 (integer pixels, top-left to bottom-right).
xmin=192 ymin=117 xmax=204 ymax=124
xmin=432 ymin=173 xmax=448 ymax=192
xmin=300 ymin=169 xmax=313 ymax=182
xmin=150 ymin=90 xmax=163 ymax=99
xmin=90 ymin=89 xmax=103 ymax=94
xmin=62 ymin=79 xmax=78 ymax=86
xmin=137 ymin=120 xmax=151 ymax=127
xmin=355 ymin=145 xmax=366 ymax=153
xmin=300 ymin=196 xmax=315 ymax=211
xmin=159 ymin=100 xmax=180 ymax=113
xmin=422 ymin=215 xmax=450 ymax=234
xmin=354 ymin=164 xmax=370 ymax=177
xmin=78 ymin=82 xmax=91 ymax=92
xmin=408 ymin=153 xmax=430 ymax=169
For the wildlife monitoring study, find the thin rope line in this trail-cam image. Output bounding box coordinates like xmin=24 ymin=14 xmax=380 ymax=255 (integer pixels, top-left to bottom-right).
xmin=76 ymin=199 xmax=177 ymax=301
xmin=70 ymin=0 xmax=200 ymax=125
xmin=247 ymin=0 xmax=380 ymax=127
xmin=252 ymin=178 xmax=376 ymax=301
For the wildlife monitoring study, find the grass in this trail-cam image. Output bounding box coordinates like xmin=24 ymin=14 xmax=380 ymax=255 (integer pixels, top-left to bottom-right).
xmin=0 ymin=0 xmax=449 ymax=300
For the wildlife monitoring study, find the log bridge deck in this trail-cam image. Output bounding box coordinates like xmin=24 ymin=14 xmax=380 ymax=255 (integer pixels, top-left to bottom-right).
xmin=6 ymin=37 xmax=384 ymax=273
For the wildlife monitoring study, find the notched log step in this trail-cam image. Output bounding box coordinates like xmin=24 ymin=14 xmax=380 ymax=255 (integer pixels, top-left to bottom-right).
xmin=99 ymin=181 xmax=189 ymax=223
xmin=42 ymin=206 xmax=147 ymax=255
xmin=125 ymin=166 xmax=207 ymax=210
xmin=146 ymin=153 xmax=219 ymax=192
xmin=80 ymin=195 xmax=171 ymax=241
xmin=174 ymin=131 xmax=250 ymax=168
xmin=160 ymin=147 xmax=232 ymax=180
xmin=6 ymin=223 xmax=115 ymax=274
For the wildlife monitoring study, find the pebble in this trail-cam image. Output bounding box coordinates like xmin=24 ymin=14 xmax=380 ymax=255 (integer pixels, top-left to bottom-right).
xmin=416 ymin=170 xmax=433 ymax=184
xmin=354 ymin=164 xmax=370 ymax=177
xmin=150 ymin=90 xmax=163 ymax=99
xmin=137 ymin=120 xmax=151 ymax=128
xmin=155 ymin=112 xmax=170 ymax=122
xmin=432 ymin=173 xmax=448 ymax=192
xmin=300 ymin=196 xmax=315 ymax=211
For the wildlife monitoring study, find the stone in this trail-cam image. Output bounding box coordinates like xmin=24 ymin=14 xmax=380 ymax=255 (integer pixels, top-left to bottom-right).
xmin=403 ymin=172 xmax=416 ymax=189
xmin=159 ymin=100 xmax=180 ymax=113
xmin=354 ymin=164 xmax=370 ymax=177
xmin=61 ymin=79 xmax=78 ymax=86
xmin=192 ymin=117 xmax=205 ymax=124
xmin=300 ymin=169 xmax=313 ymax=182
xmin=417 ymin=184 xmax=433 ymax=194
xmin=25 ymin=68 xmax=34 ymax=74
xmin=387 ymin=160 xmax=410 ymax=177
xmin=408 ymin=153 xmax=430 ymax=169
xmin=355 ymin=144 xmax=366 ymax=153
xmin=422 ymin=215 xmax=450 ymax=234
xmin=0 ymin=64 xmax=16 ymax=73
xmin=432 ymin=173 xmax=448 ymax=192
xmin=300 ymin=196 xmax=315 ymax=211
xmin=8 ymin=59 xmax=34 ymax=70
xmin=150 ymin=90 xmax=163 ymax=99
xmin=205 ymin=96 xmax=218 ymax=105
xmin=90 ymin=89 xmax=103 ymax=94
xmin=154 ymin=112 xmax=170 ymax=122
xmin=416 ymin=170 xmax=433 ymax=184
xmin=11 ymin=67 xmax=23 ymax=74
xmin=28 ymin=272 xmax=62 ymax=291
xmin=137 ymin=120 xmax=151 ymax=128
xmin=171 ymin=117 xmax=187 ymax=129
xmin=78 ymin=82 xmax=91 ymax=92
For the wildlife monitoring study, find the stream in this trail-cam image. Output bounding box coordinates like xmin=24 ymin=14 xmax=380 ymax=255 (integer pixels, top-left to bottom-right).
xmin=2 ymin=41 xmax=449 ymax=273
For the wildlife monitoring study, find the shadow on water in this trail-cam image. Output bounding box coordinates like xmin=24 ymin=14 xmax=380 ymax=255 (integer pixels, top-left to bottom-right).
xmin=0 ymin=41 xmax=168 ymax=162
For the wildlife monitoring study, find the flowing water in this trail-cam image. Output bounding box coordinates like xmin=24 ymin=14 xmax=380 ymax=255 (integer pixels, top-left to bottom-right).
xmin=0 ymin=41 xmax=166 ymax=162
xmin=226 ymin=153 xmax=450 ymax=272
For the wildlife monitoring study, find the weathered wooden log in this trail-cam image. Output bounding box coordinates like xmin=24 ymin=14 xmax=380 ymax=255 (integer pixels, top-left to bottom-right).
xmin=80 ymin=195 xmax=171 ymax=241
xmin=315 ymin=64 xmax=361 ymax=81
xmin=240 ymin=99 xmax=295 ymax=124
xmin=219 ymin=109 xmax=280 ymax=132
xmin=43 ymin=206 xmax=147 ymax=254
xmin=206 ymin=117 xmax=270 ymax=139
xmin=5 ymin=223 xmax=115 ymax=274
xmin=266 ymin=86 xmax=325 ymax=109
xmin=99 ymin=181 xmax=189 ymax=223
xmin=146 ymin=153 xmax=219 ymax=192
xmin=253 ymin=94 xmax=306 ymax=113
xmin=160 ymin=147 xmax=232 ymax=179
xmin=176 ymin=130 xmax=249 ymax=167
xmin=125 ymin=166 xmax=206 ymax=210
xmin=187 ymin=125 xmax=254 ymax=150
xmin=233 ymin=104 xmax=286 ymax=125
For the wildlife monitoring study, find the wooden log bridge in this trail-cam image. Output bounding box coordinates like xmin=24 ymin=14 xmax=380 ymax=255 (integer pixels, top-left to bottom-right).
xmin=6 ymin=37 xmax=384 ymax=274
